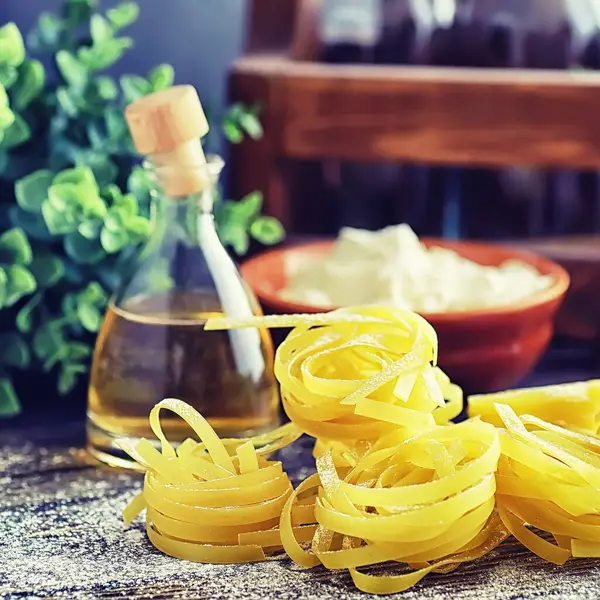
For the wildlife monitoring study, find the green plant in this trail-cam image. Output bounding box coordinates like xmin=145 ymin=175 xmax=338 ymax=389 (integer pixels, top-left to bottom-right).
xmin=0 ymin=1 xmax=284 ymax=417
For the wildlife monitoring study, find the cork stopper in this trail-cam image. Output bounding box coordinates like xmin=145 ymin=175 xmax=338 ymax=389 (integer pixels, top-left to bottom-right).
xmin=125 ymin=85 xmax=210 ymax=197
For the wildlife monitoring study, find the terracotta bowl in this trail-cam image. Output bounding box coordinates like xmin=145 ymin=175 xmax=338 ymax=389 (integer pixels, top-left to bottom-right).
xmin=241 ymin=239 xmax=570 ymax=394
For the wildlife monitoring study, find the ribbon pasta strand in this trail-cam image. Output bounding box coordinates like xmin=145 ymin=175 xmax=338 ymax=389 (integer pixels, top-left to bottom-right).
xmin=279 ymin=418 xmax=506 ymax=594
xmin=494 ymin=403 xmax=600 ymax=563
xmin=119 ymin=306 xmax=600 ymax=595
xmin=207 ymin=306 xmax=463 ymax=445
xmin=118 ymin=398 xmax=310 ymax=564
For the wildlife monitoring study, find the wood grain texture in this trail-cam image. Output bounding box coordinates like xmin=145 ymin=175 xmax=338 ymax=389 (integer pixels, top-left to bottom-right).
xmin=4 ymin=380 xmax=600 ymax=600
xmin=230 ymin=56 xmax=600 ymax=168
xmin=515 ymin=236 xmax=600 ymax=341
xmin=228 ymin=58 xmax=294 ymax=228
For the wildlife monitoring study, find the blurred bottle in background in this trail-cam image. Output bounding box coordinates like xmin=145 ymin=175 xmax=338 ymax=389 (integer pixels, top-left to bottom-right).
xmin=318 ymin=0 xmax=446 ymax=236
xmin=315 ymin=0 xmax=600 ymax=240
xmin=429 ymin=0 xmax=600 ymax=239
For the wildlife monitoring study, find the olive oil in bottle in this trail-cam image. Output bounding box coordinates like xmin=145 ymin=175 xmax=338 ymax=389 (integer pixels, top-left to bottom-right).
xmin=86 ymin=86 xmax=280 ymax=467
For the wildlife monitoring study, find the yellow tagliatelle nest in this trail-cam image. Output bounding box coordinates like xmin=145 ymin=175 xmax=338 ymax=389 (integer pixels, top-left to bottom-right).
xmin=469 ymin=380 xmax=600 ymax=436
xmin=494 ymin=403 xmax=600 ymax=564
xmin=207 ymin=306 xmax=463 ymax=445
xmin=280 ymin=418 xmax=508 ymax=594
xmin=118 ymin=398 xmax=312 ymax=563
xmin=119 ymin=306 xmax=600 ymax=595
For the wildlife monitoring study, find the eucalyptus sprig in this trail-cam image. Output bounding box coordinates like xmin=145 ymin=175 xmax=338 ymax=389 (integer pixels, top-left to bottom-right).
xmin=0 ymin=0 xmax=284 ymax=417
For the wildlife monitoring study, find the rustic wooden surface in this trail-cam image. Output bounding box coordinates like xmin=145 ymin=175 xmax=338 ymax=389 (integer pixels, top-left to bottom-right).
xmin=3 ymin=351 xmax=600 ymax=600
xmin=231 ymin=56 xmax=600 ymax=169
xmin=515 ymin=237 xmax=600 ymax=341
xmin=228 ymin=53 xmax=600 ymax=233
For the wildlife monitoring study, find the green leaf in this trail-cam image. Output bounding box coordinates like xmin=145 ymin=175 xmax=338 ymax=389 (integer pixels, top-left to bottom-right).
xmin=48 ymin=179 xmax=103 ymax=221
xmin=0 ymin=151 xmax=7 ymax=176
xmin=223 ymin=119 xmax=243 ymax=144
xmin=16 ymin=293 xmax=41 ymax=334
xmin=86 ymin=122 xmax=104 ymax=149
xmin=90 ymin=14 xmax=113 ymax=44
xmin=54 ymin=166 xmax=98 ymax=190
xmin=0 ymin=266 xmax=7 ymax=308
xmin=0 ymin=378 xmax=20 ymax=417
xmin=15 ymin=170 xmax=53 ymax=213
xmin=97 ymin=265 xmax=122 ymax=291
xmin=120 ymin=74 xmax=152 ymax=103
xmin=78 ymin=37 xmax=133 ymax=71
xmin=11 ymin=59 xmax=45 ymax=110
xmin=0 ymin=228 xmax=32 ymax=265
xmin=61 ymin=261 xmax=84 ymax=286
xmin=127 ymin=165 xmax=152 ymax=201
xmin=80 ymin=282 xmax=108 ymax=306
xmin=82 ymin=194 xmax=108 ymax=219
xmin=5 ymin=265 xmax=36 ymax=306
xmin=101 ymin=184 xmax=122 ymax=203
xmin=237 ymin=192 xmax=263 ymax=220
xmin=75 ymin=152 xmax=117 ymax=187
xmin=104 ymin=108 xmax=127 ymax=144
xmin=100 ymin=226 xmax=128 ymax=253
xmin=0 ymin=105 xmax=15 ymax=130
xmin=28 ymin=12 xmax=63 ymax=51
xmin=115 ymin=192 xmax=138 ymax=215
xmin=64 ymin=231 xmax=105 ymax=264
xmin=220 ymin=222 xmax=249 ymax=255
xmin=9 ymin=206 xmax=52 ymax=241
xmin=0 ymin=114 xmax=31 ymax=150
xmin=43 ymin=351 xmax=64 ymax=373
xmin=56 ymin=86 xmax=79 ymax=116
xmin=56 ymin=50 xmax=88 ymax=89
xmin=64 ymin=0 xmax=97 ymax=28
xmin=29 ymin=253 xmax=65 ymax=288
xmin=249 ymin=216 xmax=285 ymax=245
xmin=104 ymin=206 xmax=127 ymax=232
xmin=66 ymin=342 xmax=91 ymax=362
xmin=239 ymin=110 xmax=263 ymax=140
xmin=107 ymin=2 xmax=140 ymax=29
xmin=149 ymin=64 xmax=174 ymax=91
xmin=78 ymin=218 xmax=103 ymax=239
xmin=61 ymin=292 xmax=78 ymax=317
xmin=95 ymin=75 xmax=117 ymax=100
xmin=41 ymin=199 xmax=77 ymax=235
xmin=0 ymin=333 xmax=31 ymax=369
xmin=0 ymin=23 xmax=25 ymax=68
xmin=77 ymin=301 xmax=103 ymax=332
xmin=48 ymin=183 xmax=83 ymax=212
xmin=33 ymin=321 xmax=64 ymax=361
xmin=58 ymin=364 xmax=79 ymax=395
xmin=0 ymin=66 xmax=18 ymax=88
xmin=126 ymin=215 xmax=150 ymax=239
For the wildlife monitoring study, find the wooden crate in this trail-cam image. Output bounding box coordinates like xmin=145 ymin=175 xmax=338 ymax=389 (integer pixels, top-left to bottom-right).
xmin=228 ymin=0 xmax=600 ymax=341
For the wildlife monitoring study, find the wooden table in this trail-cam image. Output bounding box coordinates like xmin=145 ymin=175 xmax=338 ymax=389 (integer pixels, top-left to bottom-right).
xmin=2 ymin=350 xmax=600 ymax=600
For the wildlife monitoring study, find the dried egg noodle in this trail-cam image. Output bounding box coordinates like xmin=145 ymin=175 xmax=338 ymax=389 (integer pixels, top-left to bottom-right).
xmin=119 ymin=307 xmax=600 ymax=595
xmin=280 ymin=418 xmax=508 ymax=594
xmin=469 ymin=380 xmax=600 ymax=437
xmin=206 ymin=306 xmax=463 ymax=448
xmin=494 ymin=403 xmax=600 ymax=563
xmin=118 ymin=398 xmax=313 ymax=563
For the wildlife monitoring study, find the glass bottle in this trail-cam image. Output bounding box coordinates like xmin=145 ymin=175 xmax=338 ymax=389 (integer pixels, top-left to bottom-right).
xmin=318 ymin=0 xmax=441 ymax=235
xmin=87 ymin=86 xmax=279 ymax=468
xmin=429 ymin=0 xmax=600 ymax=238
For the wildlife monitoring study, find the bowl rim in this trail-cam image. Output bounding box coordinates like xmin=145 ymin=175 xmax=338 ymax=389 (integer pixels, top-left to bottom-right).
xmin=241 ymin=238 xmax=571 ymax=321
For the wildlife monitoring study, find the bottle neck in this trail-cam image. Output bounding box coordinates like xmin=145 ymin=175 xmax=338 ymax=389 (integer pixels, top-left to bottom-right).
xmin=145 ymin=154 xmax=225 ymax=247
xmin=150 ymin=189 xmax=218 ymax=250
